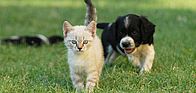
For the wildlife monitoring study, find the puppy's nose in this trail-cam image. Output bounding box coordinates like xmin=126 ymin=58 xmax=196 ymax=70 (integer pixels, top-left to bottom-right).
xmin=122 ymin=42 xmax=130 ymax=48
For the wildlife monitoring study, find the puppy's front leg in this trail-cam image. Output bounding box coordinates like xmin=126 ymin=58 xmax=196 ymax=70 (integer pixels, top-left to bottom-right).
xmin=140 ymin=51 xmax=155 ymax=74
xmin=128 ymin=55 xmax=141 ymax=68
xmin=105 ymin=46 xmax=118 ymax=64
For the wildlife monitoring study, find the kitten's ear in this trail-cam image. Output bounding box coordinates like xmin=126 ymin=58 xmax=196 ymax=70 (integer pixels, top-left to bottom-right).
xmin=87 ymin=21 xmax=96 ymax=37
xmin=63 ymin=21 xmax=73 ymax=37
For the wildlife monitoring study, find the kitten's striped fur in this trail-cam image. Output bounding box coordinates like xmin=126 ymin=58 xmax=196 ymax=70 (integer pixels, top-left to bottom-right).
xmin=63 ymin=0 xmax=104 ymax=92
xmin=84 ymin=0 xmax=97 ymax=26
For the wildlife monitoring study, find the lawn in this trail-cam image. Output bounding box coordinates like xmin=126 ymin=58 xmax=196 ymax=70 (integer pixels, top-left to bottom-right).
xmin=0 ymin=0 xmax=195 ymax=92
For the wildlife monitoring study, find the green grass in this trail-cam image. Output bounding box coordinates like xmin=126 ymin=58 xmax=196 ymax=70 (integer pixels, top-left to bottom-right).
xmin=0 ymin=0 xmax=195 ymax=92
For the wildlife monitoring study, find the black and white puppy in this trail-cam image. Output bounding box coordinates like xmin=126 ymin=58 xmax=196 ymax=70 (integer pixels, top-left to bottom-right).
xmin=0 ymin=34 xmax=64 ymax=46
xmin=97 ymin=14 xmax=155 ymax=73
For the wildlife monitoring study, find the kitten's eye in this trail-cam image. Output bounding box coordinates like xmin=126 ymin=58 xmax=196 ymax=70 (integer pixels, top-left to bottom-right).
xmin=71 ymin=40 xmax=77 ymax=44
xmin=83 ymin=40 xmax=88 ymax=44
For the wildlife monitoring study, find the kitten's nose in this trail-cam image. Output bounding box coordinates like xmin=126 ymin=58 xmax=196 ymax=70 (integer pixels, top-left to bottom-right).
xmin=78 ymin=47 xmax=82 ymax=51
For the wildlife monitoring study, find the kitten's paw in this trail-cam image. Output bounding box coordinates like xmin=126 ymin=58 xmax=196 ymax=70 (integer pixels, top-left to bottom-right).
xmin=86 ymin=82 xmax=95 ymax=93
xmin=75 ymin=83 xmax=84 ymax=92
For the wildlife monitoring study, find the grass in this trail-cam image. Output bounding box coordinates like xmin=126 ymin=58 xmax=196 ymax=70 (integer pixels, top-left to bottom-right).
xmin=0 ymin=0 xmax=195 ymax=92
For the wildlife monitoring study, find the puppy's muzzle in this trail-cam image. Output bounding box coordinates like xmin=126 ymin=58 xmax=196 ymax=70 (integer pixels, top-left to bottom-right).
xmin=120 ymin=36 xmax=136 ymax=54
xmin=122 ymin=41 xmax=131 ymax=48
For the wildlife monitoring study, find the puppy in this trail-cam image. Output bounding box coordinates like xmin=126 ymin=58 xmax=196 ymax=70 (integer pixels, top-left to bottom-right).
xmin=0 ymin=34 xmax=63 ymax=46
xmin=97 ymin=14 xmax=155 ymax=74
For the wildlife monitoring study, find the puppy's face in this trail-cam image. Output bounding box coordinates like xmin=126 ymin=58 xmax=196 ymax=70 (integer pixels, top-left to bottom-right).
xmin=115 ymin=14 xmax=155 ymax=54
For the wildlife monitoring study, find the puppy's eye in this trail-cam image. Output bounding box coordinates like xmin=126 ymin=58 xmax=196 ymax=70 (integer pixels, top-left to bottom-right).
xmin=119 ymin=31 xmax=124 ymax=35
xmin=132 ymin=31 xmax=137 ymax=35
xmin=71 ymin=40 xmax=77 ymax=44
xmin=83 ymin=40 xmax=88 ymax=44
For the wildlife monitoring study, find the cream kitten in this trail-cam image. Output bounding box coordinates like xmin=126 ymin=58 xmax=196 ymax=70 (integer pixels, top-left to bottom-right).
xmin=63 ymin=0 xmax=104 ymax=92
xmin=63 ymin=21 xmax=104 ymax=92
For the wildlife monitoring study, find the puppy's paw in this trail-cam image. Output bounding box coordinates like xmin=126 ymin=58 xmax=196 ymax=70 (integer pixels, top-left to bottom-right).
xmin=139 ymin=67 xmax=151 ymax=75
xmin=104 ymin=61 xmax=113 ymax=67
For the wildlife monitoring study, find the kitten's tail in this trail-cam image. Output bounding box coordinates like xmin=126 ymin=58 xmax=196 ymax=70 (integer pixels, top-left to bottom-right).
xmin=84 ymin=0 xmax=97 ymax=26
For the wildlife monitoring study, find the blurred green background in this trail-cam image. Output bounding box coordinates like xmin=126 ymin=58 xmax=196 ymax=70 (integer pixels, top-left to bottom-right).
xmin=0 ymin=0 xmax=195 ymax=92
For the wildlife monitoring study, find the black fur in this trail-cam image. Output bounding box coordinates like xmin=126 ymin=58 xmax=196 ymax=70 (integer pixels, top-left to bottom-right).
xmin=84 ymin=0 xmax=93 ymax=6
xmin=97 ymin=23 xmax=110 ymax=29
xmin=48 ymin=35 xmax=64 ymax=45
xmin=97 ymin=14 xmax=155 ymax=58
xmin=1 ymin=35 xmax=63 ymax=46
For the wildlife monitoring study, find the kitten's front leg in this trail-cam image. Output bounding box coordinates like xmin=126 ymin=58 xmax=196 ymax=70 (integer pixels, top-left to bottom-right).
xmin=70 ymin=72 xmax=84 ymax=92
xmin=86 ymin=71 xmax=99 ymax=93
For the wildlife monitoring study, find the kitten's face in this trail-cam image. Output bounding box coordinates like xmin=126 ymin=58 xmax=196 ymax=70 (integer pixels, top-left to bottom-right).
xmin=63 ymin=21 xmax=96 ymax=53
xmin=64 ymin=28 xmax=93 ymax=52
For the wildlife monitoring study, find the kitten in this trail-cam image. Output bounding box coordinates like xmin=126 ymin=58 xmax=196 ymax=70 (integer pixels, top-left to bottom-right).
xmin=63 ymin=0 xmax=104 ymax=92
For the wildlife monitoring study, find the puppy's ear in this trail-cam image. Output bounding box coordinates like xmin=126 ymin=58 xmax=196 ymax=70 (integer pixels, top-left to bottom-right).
xmin=114 ymin=16 xmax=124 ymax=40
xmin=63 ymin=21 xmax=73 ymax=37
xmin=87 ymin=21 xmax=97 ymax=37
xmin=115 ymin=16 xmax=124 ymax=30
xmin=140 ymin=16 xmax=155 ymax=44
